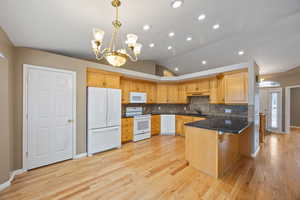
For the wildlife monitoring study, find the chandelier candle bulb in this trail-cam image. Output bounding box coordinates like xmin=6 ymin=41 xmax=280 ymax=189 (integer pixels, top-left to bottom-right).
xmin=126 ymin=34 xmax=138 ymax=47
xmin=134 ymin=43 xmax=143 ymax=55
xmin=93 ymin=28 xmax=105 ymax=42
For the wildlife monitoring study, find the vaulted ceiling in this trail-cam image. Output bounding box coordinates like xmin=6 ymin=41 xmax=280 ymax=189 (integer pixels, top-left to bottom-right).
xmin=1 ymin=0 xmax=300 ymax=75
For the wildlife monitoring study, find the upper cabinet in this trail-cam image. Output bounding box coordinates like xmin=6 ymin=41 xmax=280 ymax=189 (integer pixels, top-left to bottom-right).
xmin=120 ymin=78 xmax=156 ymax=104
xmin=209 ymin=76 xmax=225 ymax=104
xmin=88 ymin=67 xmax=248 ymax=105
xmin=185 ymin=79 xmax=210 ymax=95
xmin=87 ymin=68 xmax=120 ymax=89
xmin=156 ymin=84 xmax=168 ymax=103
xmin=224 ymin=71 xmax=248 ymax=104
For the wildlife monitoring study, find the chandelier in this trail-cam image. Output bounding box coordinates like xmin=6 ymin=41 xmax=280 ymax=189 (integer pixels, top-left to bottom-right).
xmin=91 ymin=0 xmax=142 ymax=67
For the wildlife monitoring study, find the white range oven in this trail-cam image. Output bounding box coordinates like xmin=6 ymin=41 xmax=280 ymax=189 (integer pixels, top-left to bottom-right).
xmin=125 ymin=107 xmax=151 ymax=142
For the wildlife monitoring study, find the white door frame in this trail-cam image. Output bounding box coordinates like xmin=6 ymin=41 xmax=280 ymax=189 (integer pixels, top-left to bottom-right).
xmin=23 ymin=64 xmax=77 ymax=170
xmin=267 ymin=88 xmax=283 ymax=133
xmin=285 ymin=85 xmax=300 ymax=133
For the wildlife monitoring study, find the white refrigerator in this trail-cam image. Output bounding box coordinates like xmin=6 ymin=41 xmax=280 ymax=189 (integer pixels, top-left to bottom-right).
xmin=87 ymin=87 xmax=121 ymax=156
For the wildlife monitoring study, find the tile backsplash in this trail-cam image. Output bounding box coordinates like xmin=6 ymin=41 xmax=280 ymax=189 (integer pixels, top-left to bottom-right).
xmin=123 ymin=96 xmax=248 ymax=118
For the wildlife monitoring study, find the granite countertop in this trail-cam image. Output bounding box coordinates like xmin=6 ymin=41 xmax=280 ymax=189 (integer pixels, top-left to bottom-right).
xmin=122 ymin=113 xmax=208 ymax=118
xmin=185 ymin=116 xmax=251 ymax=134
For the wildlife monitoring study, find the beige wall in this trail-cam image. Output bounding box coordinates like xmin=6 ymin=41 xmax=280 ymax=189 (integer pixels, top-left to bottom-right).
xmin=261 ymin=66 xmax=300 ymax=87
xmin=0 ymin=27 xmax=14 ymax=184
xmin=291 ymin=88 xmax=300 ymax=127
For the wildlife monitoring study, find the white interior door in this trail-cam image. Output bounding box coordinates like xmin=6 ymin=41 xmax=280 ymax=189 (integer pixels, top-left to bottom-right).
xmin=107 ymin=89 xmax=121 ymax=127
xmin=259 ymin=88 xmax=282 ymax=133
xmin=27 ymin=67 xmax=75 ymax=169
xmin=88 ymin=87 xmax=108 ymax=129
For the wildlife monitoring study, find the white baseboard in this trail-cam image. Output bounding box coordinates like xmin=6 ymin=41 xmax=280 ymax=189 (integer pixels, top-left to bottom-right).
xmin=251 ymin=146 xmax=260 ymax=158
xmin=0 ymin=180 xmax=11 ymax=192
xmin=290 ymin=126 xmax=300 ymax=129
xmin=73 ymin=153 xmax=87 ymax=159
xmin=0 ymin=169 xmax=26 ymax=192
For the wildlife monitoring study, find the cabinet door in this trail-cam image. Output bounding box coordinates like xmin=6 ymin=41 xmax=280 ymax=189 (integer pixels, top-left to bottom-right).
xmin=224 ymin=72 xmax=248 ymax=104
xmin=87 ymin=72 xmax=105 ymax=87
xmin=186 ymin=82 xmax=197 ymax=93
xmin=151 ymin=115 xmax=160 ymax=135
xmin=178 ymin=84 xmax=187 ymax=104
xmin=120 ymin=79 xmax=131 ymax=104
xmin=121 ymin=118 xmax=133 ymax=143
xmin=176 ymin=116 xmax=184 ymax=136
xmin=209 ymin=78 xmax=218 ymax=104
xmin=157 ymin=84 xmax=168 ymax=103
xmin=147 ymin=83 xmax=156 ymax=104
xmin=196 ymin=79 xmax=210 ymax=91
xmin=104 ymin=74 xmax=120 ymax=89
xmin=167 ymin=84 xmax=179 ymax=103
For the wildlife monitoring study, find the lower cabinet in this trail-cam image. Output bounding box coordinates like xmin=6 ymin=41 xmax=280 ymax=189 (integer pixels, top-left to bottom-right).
xmin=151 ymin=115 xmax=160 ymax=136
xmin=121 ymin=118 xmax=133 ymax=143
xmin=176 ymin=115 xmax=206 ymax=136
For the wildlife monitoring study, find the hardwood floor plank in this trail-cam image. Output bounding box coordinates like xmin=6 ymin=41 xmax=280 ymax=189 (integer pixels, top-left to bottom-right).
xmin=1 ymin=130 xmax=300 ymax=200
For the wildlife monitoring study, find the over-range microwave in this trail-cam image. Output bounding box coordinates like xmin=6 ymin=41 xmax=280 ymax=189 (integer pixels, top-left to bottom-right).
xmin=130 ymin=92 xmax=147 ymax=103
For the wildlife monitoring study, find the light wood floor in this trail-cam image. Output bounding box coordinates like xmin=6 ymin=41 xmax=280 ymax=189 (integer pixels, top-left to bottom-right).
xmin=1 ymin=129 xmax=300 ymax=200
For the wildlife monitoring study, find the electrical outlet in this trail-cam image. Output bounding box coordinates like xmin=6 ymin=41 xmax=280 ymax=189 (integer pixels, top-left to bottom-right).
xmin=158 ymin=106 xmax=161 ymax=110
xmin=225 ymin=109 xmax=232 ymax=114
xmin=184 ymin=106 xmax=187 ymax=111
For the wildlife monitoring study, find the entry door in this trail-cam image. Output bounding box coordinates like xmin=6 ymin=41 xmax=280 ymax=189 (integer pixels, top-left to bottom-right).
xmin=27 ymin=67 xmax=75 ymax=169
xmin=259 ymin=88 xmax=282 ymax=133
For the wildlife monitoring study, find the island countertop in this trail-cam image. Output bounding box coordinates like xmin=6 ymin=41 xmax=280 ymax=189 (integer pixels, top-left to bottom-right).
xmin=185 ymin=116 xmax=251 ymax=134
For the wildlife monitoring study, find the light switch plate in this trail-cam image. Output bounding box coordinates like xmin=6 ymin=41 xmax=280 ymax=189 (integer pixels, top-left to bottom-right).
xmin=0 ymin=52 xmax=5 ymax=59
xmin=225 ymin=109 xmax=232 ymax=113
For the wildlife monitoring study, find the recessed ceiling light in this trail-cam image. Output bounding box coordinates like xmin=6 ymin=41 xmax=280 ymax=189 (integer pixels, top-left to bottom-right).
xmin=202 ymin=60 xmax=207 ymax=65
xmin=149 ymin=43 xmax=155 ymax=48
xmin=186 ymin=37 xmax=192 ymax=41
xmin=168 ymin=46 xmax=173 ymax=50
xmin=198 ymin=14 xmax=206 ymax=21
xmin=169 ymin=32 xmax=175 ymax=37
xmin=213 ymin=24 xmax=220 ymax=30
xmin=171 ymin=0 xmax=184 ymax=8
xmin=238 ymin=50 xmax=245 ymax=55
xmin=143 ymin=24 xmax=150 ymax=31
xmin=174 ymin=67 xmax=179 ymax=71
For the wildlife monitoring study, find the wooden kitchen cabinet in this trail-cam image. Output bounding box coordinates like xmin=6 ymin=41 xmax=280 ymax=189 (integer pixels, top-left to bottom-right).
xmin=178 ymin=84 xmax=188 ymax=104
xmin=120 ymin=78 xmax=132 ymax=104
xmin=224 ymin=71 xmax=248 ymax=104
xmin=167 ymin=84 xmax=179 ymax=103
xmin=151 ymin=115 xmax=160 ymax=135
xmin=146 ymin=83 xmax=157 ymax=104
xmin=209 ymin=76 xmax=225 ymax=104
xmin=156 ymin=84 xmax=168 ymax=103
xmin=185 ymin=79 xmax=210 ymax=94
xmin=87 ymin=68 xmax=120 ymax=89
xmin=121 ymin=118 xmax=133 ymax=143
xmin=176 ymin=115 xmax=205 ymax=136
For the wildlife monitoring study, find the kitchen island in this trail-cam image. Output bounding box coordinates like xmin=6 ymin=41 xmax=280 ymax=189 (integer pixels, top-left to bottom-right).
xmin=185 ymin=117 xmax=252 ymax=178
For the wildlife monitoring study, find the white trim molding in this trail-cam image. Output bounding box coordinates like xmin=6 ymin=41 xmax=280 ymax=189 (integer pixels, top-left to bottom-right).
xmin=73 ymin=153 xmax=87 ymax=159
xmin=23 ymin=64 xmax=77 ymax=170
xmin=0 ymin=169 xmax=27 ymax=192
xmin=251 ymin=146 xmax=260 ymax=158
